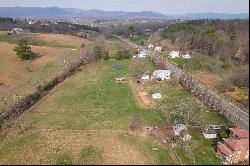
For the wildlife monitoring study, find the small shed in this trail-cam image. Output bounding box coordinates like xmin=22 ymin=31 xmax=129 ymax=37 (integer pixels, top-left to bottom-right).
xmin=182 ymin=53 xmax=191 ymax=59
xmin=152 ymin=93 xmax=162 ymax=99
xmin=148 ymin=43 xmax=154 ymax=49
xmin=141 ymin=73 xmax=150 ymax=80
xmin=203 ymin=125 xmax=221 ymax=139
xmin=115 ymin=77 xmax=125 ymax=82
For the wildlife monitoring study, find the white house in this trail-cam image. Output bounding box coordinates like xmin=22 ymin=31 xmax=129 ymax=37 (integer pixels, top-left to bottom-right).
xmin=154 ymin=46 xmax=162 ymax=52
xmin=28 ymin=20 xmax=37 ymax=25
xmin=137 ymin=50 xmax=148 ymax=58
xmin=141 ymin=73 xmax=150 ymax=80
xmin=152 ymin=93 xmax=162 ymax=99
xmin=169 ymin=51 xmax=180 ymax=58
xmin=148 ymin=43 xmax=154 ymax=49
xmin=152 ymin=70 xmax=171 ymax=80
xmin=181 ymin=53 xmax=191 ymax=59
xmin=10 ymin=28 xmax=23 ymax=35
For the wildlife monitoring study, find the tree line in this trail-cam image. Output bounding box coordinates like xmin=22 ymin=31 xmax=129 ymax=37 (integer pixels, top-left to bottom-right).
xmin=161 ymin=19 xmax=249 ymax=65
xmin=0 ymin=17 xmax=99 ymax=36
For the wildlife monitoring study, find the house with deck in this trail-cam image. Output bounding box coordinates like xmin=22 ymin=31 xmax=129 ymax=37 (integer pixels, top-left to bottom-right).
xmin=152 ymin=70 xmax=171 ymax=80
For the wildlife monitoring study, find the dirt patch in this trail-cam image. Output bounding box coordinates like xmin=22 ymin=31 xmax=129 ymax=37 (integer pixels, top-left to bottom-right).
xmin=128 ymin=79 xmax=157 ymax=109
xmin=138 ymin=91 xmax=156 ymax=107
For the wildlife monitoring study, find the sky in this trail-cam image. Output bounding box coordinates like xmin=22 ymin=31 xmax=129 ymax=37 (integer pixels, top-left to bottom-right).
xmin=0 ymin=0 xmax=249 ymax=15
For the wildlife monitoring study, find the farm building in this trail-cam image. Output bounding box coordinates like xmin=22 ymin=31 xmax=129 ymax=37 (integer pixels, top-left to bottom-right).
xmin=169 ymin=51 xmax=180 ymax=58
xmin=141 ymin=73 xmax=150 ymax=80
xmin=152 ymin=70 xmax=171 ymax=80
xmin=148 ymin=43 xmax=154 ymax=49
xmin=181 ymin=53 xmax=191 ymax=59
xmin=216 ymin=128 xmax=249 ymax=164
xmin=152 ymin=93 xmax=162 ymax=99
xmin=10 ymin=28 xmax=23 ymax=35
xmin=203 ymin=125 xmax=221 ymax=139
xmin=154 ymin=46 xmax=162 ymax=52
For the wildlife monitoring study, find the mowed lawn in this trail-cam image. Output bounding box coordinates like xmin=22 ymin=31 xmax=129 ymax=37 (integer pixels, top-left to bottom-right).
xmin=0 ymin=60 xmax=176 ymax=165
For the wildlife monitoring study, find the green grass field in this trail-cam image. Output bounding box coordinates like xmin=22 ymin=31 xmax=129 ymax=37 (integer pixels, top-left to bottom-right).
xmin=0 ymin=59 xmax=230 ymax=164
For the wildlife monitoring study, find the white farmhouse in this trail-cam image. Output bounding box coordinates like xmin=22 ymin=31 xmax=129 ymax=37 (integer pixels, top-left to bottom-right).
xmin=169 ymin=51 xmax=180 ymax=58
xmin=154 ymin=46 xmax=162 ymax=52
xmin=10 ymin=28 xmax=23 ymax=35
xmin=148 ymin=43 xmax=154 ymax=49
xmin=152 ymin=93 xmax=162 ymax=99
xmin=141 ymin=73 xmax=150 ymax=80
xmin=152 ymin=70 xmax=171 ymax=80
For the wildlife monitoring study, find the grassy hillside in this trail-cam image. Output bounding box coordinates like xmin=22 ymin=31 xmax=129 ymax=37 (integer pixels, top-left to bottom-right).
xmin=0 ymin=32 xmax=87 ymax=112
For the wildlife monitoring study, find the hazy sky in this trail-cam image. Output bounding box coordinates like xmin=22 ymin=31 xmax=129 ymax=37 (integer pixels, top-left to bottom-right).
xmin=0 ymin=0 xmax=249 ymax=14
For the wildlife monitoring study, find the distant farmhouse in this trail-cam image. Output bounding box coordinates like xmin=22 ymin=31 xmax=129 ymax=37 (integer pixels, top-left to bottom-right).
xmin=10 ymin=28 xmax=23 ymax=35
xmin=134 ymin=50 xmax=148 ymax=58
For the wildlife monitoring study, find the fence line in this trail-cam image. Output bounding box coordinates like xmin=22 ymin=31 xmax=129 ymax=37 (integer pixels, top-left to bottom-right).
xmin=0 ymin=52 xmax=95 ymax=125
xmin=150 ymin=54 xmax=249 ymax=131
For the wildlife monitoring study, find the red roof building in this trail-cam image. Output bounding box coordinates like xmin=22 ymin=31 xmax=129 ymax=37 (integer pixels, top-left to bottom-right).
xmin=216 ymin=128 xmax=249 ymax=164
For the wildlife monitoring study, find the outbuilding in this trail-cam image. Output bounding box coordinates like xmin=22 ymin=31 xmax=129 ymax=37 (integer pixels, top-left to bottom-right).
xmin=152 ymin=93 xmax=162 ymax=99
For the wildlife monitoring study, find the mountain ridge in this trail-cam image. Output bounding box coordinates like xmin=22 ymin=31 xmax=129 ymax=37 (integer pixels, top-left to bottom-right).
xmin=0 ymin=7 xmax=248 ymax=19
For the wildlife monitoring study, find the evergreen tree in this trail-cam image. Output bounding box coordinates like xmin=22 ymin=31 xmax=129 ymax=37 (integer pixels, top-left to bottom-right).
xmin=14 ymin=39 xmax=35 ymax=60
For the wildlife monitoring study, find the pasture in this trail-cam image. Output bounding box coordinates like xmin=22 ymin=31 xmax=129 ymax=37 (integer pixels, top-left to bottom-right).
xmin=0 ymin=59 xmax=230 ymax=164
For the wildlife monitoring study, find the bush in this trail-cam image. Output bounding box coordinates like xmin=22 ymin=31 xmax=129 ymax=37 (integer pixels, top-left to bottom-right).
xmin=79 ymin=145 xmax=103 ymax=164
xmin=103 ymin=51 xmax=110 ymax=60
xmin=115 ymin=50 xmax=131 ymax=60
xmin=94 ymin=46 xmax=103 ymax=60
xmin=14 ymin=39 xmax=35 ymax=60
xmin=56 ymin=154 xmax=73 ymax=165
xmin=115 ymin=50 xmax=123 ymax=60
